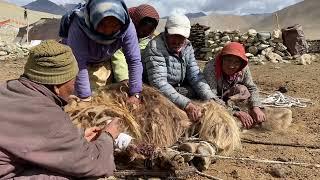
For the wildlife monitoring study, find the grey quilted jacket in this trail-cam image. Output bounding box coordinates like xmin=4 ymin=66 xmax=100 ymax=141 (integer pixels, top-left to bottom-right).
xmin=142 ymin=33 xmax=216 ymax=109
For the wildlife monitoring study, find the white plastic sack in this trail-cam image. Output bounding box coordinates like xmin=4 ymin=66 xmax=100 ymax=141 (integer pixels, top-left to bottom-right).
xmin=115 ymin=133 xmax=133 ymax=149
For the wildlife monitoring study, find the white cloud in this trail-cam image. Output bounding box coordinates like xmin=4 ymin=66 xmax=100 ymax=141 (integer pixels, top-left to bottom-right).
xmin=6 ymin=0 xmax=303 ymax=17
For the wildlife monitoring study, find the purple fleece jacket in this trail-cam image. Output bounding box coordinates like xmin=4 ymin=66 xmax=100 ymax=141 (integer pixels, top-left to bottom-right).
xmin=65 ymin=17 xmax=142 ymax=98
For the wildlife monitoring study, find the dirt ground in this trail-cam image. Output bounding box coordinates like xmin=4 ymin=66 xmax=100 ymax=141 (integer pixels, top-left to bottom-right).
xmin=0 ymin=58 xmax=319 ymax=179
xmin=195 ymin=59 xmax=320 ymax=180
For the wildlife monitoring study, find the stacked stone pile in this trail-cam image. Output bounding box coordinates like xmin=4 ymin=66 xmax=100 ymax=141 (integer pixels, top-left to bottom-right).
xmin=189 ymin=23 xmax=210 ymax=60
xmin=0 ymin=41 xmax=30 ymax=60
xmin=307 ymin=40 xmax=320 ymax=53
xmin=0 ymin=25 xmax=19 ymax=43
xmin=194 ymin=28 xmax=293 ymax=64
xmin=189 ymin=25 xmax=320 ymax=65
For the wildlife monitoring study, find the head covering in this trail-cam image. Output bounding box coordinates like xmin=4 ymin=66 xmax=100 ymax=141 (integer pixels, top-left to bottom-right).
xmin=61 ymin=0 xmax=130 ymax=45
xmin=128 ymin=4 xmax=159 ymax=27
xmin=87 ymin=0 xmax=129 ymax=30
xmin=215 ymin=42 xmax=248 ymax=80
xmin=24 ymin=40 xmax=79 ymax=85
xmin=165 ymin=15 xmax=191 ymax=38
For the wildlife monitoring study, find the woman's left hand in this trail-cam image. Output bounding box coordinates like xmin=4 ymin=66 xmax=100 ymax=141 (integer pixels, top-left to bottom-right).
xmin=250 ymin=107 xmax=266 ymax=123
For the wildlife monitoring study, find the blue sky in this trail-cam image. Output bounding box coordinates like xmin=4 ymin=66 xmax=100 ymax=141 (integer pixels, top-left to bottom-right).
xmin=6 ymin=0 xmax=302 ymax=17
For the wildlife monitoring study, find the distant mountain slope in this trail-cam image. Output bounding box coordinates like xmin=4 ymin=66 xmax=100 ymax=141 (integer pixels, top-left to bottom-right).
xmin=191 ymin=14 xmax=268 ymax=32
xmin=0 ymin=0 xmax=59 ymax=27
xmin=186 ymin=12 xmax=206 ymax=19
xmin=156 ymin=13 xmax=268 ymax=33
xmin=8 ymin=0 xmax=318 ymax=42
xmin=63 ymin=3 xmax=78 ymax=11
xmin=24 ymin=0 xmax=67 ymax=15
xmin=157 ymin=0 xmax=318 ymax=39
xmin=161 ymin=12 xmax=206 ymax=19
xmin=253 ymin=0 xmax=320 ymax=39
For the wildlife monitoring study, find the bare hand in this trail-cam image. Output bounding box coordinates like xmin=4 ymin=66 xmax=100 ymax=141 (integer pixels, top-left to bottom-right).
xmin=105 ymin=117 xmax=121 ymax=139
xmin=84 ymin=126 xmax=102 ymax=142
xmin=126 ymin=96 xmax=141 ymax=106
xmin=185 ymin=102 xmax=203 ymax=121
xmin=234 ymin=111 xmax=254 ymax=129
xmin=250 ymin=107 xmax=266 ymax=123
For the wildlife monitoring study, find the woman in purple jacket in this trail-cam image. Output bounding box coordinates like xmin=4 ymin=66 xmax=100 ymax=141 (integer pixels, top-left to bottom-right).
xmin=60 ymin=0 xmax=142 ymax=104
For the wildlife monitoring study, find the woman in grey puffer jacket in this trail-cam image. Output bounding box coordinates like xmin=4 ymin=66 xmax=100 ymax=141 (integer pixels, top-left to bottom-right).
xmin=142 ymin=15 xmax=218 ymax=121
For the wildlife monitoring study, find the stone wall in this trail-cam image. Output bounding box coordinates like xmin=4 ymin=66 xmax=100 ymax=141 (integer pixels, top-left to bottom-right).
xmin=0 ymin=41 xmax=30 ymax=60
xmin=189 ymin=24 xmax=296 ymax=64
xmin=307 ymin=40 xmax=320 ymax=53
xmin=0 ymin=25 xmax=19 ymax=43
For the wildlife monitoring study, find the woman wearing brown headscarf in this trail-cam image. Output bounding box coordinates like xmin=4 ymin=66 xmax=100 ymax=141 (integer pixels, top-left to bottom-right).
xmin=111 ymin=4 xmax=160 ymax=83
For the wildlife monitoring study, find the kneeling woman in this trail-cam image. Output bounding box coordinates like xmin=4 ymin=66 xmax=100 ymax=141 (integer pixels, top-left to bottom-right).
xmin=203 ymin=42 xmax=266 ymax=129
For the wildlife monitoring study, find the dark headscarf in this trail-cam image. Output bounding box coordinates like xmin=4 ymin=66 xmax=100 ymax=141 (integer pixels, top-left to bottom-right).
xmin=59 ymin=0 xmax=130 ymax=45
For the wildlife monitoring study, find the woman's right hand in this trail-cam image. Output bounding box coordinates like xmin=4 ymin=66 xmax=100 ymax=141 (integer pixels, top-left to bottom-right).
xmin=250 ymin=107 xmax=266 ymax=123
xmin=234 ymin=111 xmax=254 ymax=129
xmin=185 ymin=102 xmax=203 ymax=122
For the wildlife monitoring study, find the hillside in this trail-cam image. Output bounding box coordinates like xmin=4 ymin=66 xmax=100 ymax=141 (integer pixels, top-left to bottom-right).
xmin=190 ymin=13 xmax=267 ymax=32
xmin=4 ymin=0 xmax=319 ymax=42
xmin=24 ymin=0 xmax=67 ymax=15
xmin=157 ymin=0 xmax=318 ymax=40
xmin=156 ymin=13 xmax=268 ymax=34
xmin=63 ymin=3 xmax=78 ymax=11
xmin=186 ymin=12 xmax=207 ymax=19
xmin=0 ymin=0 xmax=59 ymax=26
xmin=253 ymin=0 xmax=320 ymax=39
